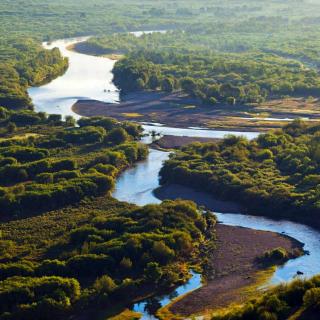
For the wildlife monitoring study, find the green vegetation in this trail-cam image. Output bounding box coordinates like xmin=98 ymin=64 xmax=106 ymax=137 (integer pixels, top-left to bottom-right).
xmin=113 ymin=49 xmax=320 ymax=105
xmin=0 ymin=110 xmax=146 ymax=218
xmin=258 ymin=247 xmax=296 ymax=267
xmin=3 ymin=1 xmax=320 ymax=112
xmin=160 ymin=120 xmax=320 ymax=228
xmin=0 ymin=38 xmax=68 ymax=110
xmin=0 ymin=112 xmax=216 ymax=319
xmin=78 ymin=2 xmax=320 ymax=109
xmin=213 ymin=275 xmax=320 ymax=320
xmin=0 ymin=196 xmax=215 ymax=319
xmin=3 ymin=1 xmax=320 ymax=319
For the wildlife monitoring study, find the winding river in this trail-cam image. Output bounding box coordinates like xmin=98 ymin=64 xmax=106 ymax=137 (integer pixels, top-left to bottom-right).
xmin=29 ymin=37 xmax=320 ymax=319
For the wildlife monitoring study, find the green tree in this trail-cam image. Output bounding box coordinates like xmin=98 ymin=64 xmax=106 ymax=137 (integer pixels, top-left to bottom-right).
xmin=93 ymin=275 xmax=117 ymax=294
xmin=161 ymin=77 xmax=175 ymax=92
xmin=144 ymin=262 xmax=162 ymax=283
xmin=106 ymin=128 xmax=128 ymax=145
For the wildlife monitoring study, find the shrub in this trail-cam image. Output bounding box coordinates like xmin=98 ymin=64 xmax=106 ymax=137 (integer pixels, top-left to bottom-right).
xmin=260 ymin=247 xmax=288 ymax=265
xmin=105 ymin=128 xmax=128 ymax=145
xmin=0 ymin=276 xmax=81 ymax=318
xmin=0 ymin=261 xmax=34 ymax=280
xmin=144 ymin=262 xmax=162 ymax=283
xmin=36 ymin=260 xmax=67 ymax=277
xmin=93 ymin=275 xmax=117 ymax=294
xmin=66 ymin=254 xmax=114 ymax=277
xmin=303 ymin=288 xmax=320 ymax=309
xmin=151 ymin=241 xmax=175 ymax=265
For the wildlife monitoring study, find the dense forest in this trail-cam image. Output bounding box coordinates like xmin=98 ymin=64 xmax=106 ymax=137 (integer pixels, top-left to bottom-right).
xmin=0 ymin=198 xmax=214 ymax=320
xmin=78 ymin=2 xmax=320 ymax=108
xmin=160 ymin=120 xmax=320 ymax=228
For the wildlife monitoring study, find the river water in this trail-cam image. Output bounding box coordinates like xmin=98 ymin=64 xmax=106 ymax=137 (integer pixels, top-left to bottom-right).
xmin=28 ymin=37 xmax=320 ymax=319
xmin=28 ymin=37 xmax=119 ymax=119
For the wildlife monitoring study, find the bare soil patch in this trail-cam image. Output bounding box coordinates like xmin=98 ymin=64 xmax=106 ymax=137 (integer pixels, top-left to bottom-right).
xmin=151 ymin=135 xmax=220 ymax=149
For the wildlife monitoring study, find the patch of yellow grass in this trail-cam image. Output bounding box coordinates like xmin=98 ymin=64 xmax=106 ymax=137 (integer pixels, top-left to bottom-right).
xmin=0 ymin=133 xmax=39 ymax=142
xmin=121 ymin=113 xmax=143 ymax=118
xmin=104 ymin=54 xmax=125 ymax=60
xmin=210 ymin=268 xmax=275 ymax=319
xmin=108 ymin=309 xmax=141 ymax=320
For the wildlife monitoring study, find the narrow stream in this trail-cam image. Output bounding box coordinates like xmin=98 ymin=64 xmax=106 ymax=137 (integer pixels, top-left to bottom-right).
xmin=28 ymin=36 xmax=320 ymax=320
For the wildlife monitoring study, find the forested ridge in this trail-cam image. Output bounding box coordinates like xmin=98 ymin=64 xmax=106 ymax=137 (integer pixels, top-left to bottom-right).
xmin=160 ymin=120 xmax=320 ymax=228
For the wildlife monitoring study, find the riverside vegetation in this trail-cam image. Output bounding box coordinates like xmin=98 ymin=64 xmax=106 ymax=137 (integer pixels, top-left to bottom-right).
xmin=110 ymin=31 xmax=320 ymax=107
xmin=160 ymin=120 xmax=320 ymax=228
xmin=0 ymin=110 xmax=216 ymax=319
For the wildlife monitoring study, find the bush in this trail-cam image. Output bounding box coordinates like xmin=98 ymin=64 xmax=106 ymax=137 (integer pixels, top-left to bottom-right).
xmin=144 ymin=262 xmax=162 ymax=283
xmin=260 ymin=247 xmax=288 ymax=265
xmin=0 ymin=276 xmax=81 ymax=318
xmin=151 ymin=241 xmax=175 ymax=265
xmin=36 ymin=260 xmax=67 ymax=277
xmin=0 ymin=262 xmax=34 ymax=280
xmin=53 ymin=170 xmax=80 ymax=182
xmin=93 ymin=275 xmax=117 ymax=295
xmin=303 ymin=288 xmax=320 ymax=309
xmin=60 ymin=126 xmax=106 ymax=144
xmin=66 ymin=254 xmax=114 ymax=277
xmin=105 ymin=128 xmax=128 ymax=145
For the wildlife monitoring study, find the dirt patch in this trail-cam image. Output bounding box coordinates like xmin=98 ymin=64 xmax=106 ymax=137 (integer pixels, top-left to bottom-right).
xmin=169 ymin=224 xmax=302 ymax=317
xmin=151 ymin=135 xmax=220 ymax=149
xmin=72 ymin=91 xmax=320 ymax=131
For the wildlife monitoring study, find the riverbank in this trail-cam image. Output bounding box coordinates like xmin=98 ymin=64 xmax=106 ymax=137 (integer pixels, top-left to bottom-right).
xmin=67 ymin=42 xmax=124 ymax=60
xmin=151 ymin=135 xmax=220 ymax=149
xmin=72 ymin=92 xmax=320 ymax=132
xmin=158 ymin=224 xmax=302 ymax=319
